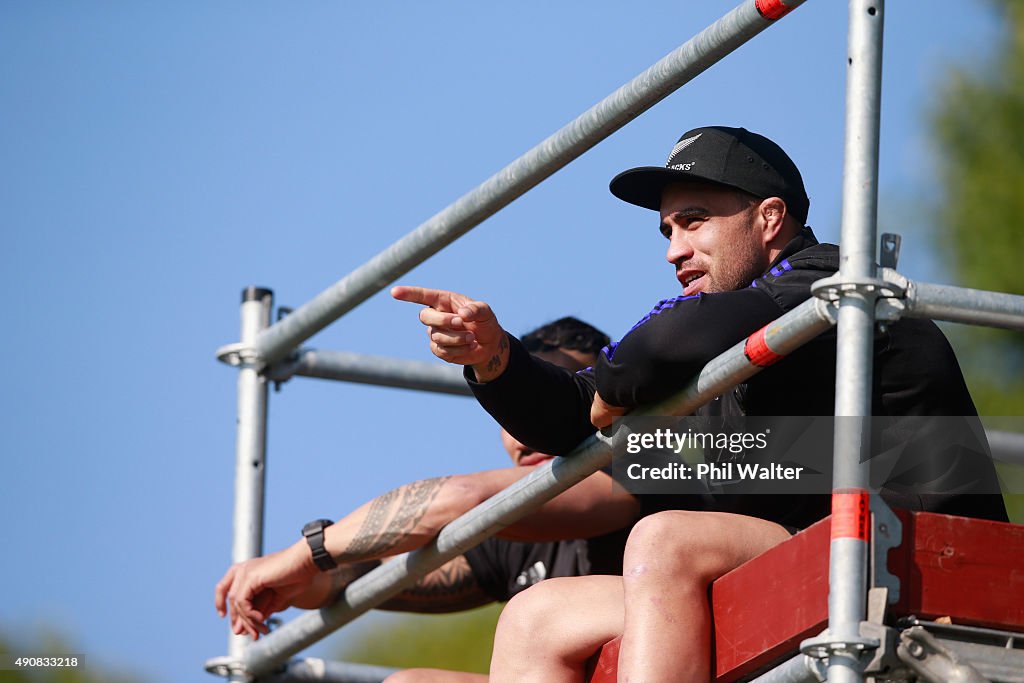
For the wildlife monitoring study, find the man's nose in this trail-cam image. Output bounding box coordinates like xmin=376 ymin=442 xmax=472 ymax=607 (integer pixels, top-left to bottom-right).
xmin=666 ymin=228 xmax=694 ymax=264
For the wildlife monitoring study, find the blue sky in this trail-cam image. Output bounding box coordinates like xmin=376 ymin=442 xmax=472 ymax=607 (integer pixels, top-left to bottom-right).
xmin=0 ymin=2 xmax=1005 ymax=682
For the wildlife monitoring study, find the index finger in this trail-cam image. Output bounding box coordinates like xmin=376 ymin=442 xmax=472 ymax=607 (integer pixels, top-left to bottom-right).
xmin=215 ymin=566 xmax=237 ymax=616
xmin=391 ymin=286 xmax=452 ymax=309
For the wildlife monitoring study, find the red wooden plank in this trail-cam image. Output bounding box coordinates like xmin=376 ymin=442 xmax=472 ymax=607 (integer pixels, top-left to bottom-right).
xmin=894 ymin=512 xmax=1024 ymax=630
xmin=586 ymin=636 xmax=620 ymax=683
xmin=710 ymin=515 xmax=831 ymax=681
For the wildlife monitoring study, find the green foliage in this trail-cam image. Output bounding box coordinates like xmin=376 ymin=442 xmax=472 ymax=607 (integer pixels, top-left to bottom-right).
xmin=996 ymin=462 xmax=1024 ymax=522
xmin=334 ymin=604 xmax=503 ymax=674
xmin=927 ymin=0 xmax=1024 ymax=523
xmin=0 ymin=629 xmax=137 ymax=683
xmin=928 ymin=0 xmax=1024 ymax=414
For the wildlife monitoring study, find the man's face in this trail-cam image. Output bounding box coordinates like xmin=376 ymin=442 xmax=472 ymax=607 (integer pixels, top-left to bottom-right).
xmin=660 ymin=182 xmax=769 ymax=296
xmin=501 ymin=347 xmax=596 ymax=467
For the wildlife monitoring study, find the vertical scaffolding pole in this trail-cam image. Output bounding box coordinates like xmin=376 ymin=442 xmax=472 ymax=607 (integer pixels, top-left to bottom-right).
xmin=227 ymin=286 xmax=274 ymax=680
xmin=828 ymin=1 xmax=885 ymax=682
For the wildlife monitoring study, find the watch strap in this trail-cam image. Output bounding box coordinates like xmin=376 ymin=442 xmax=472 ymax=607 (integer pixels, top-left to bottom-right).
xmin=302 ymin=518 xmax=338 ymax=571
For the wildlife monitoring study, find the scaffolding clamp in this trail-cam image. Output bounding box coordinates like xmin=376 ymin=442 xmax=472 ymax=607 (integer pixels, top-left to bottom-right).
xmin=798 ymin=623 xmax=890 ymax=681
xmin=896 ymin=626 xmax=989 ymax=683
xmin=264 ymin=351 xmax=303 ymax=390
xmin=216 ymin=342 xmax=264 ymax=369
xmin=870 ymin=494 xmax=903 ymax=604
xmin=810 ymin=267 xmax=909 ymax=325
xmin=204 ymin=655 xmax=250 ymax=681
xmin=800 ymin=629 xmax=881 ymax=661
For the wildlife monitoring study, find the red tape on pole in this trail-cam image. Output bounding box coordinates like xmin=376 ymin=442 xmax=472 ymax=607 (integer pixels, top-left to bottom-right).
xmin=831 ymin=490 xmax=870 ymax=541
xmin=755 ymin=0 xmax=795 ymax=20
xmin=744 ymin=327 xmax=784 ymax=367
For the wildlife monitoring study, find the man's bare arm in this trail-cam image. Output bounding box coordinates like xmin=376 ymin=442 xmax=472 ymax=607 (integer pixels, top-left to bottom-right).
xmin=216 ymin=466 xmax=638 ymax=636
xmin=293 ymin=556 xmax=490 ymax=614
xmin=321 ymin=467 xmax=637 ymax=561
xmin=379 ymin=556 xmax=493 ymax=614
xmin=496 ymin=469 xmax=639 ymax=542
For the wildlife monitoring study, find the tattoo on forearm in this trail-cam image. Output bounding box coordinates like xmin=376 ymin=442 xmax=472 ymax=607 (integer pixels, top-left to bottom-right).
xmin=342 ymin=476 xmax=452 ymax=560
xmin=381 ymin=556 xmax=490 ymax=613
xmin=327 ymin=560 xmax=381 ymax=600
xmin=343 ymin=488 xmax=399 ymax=558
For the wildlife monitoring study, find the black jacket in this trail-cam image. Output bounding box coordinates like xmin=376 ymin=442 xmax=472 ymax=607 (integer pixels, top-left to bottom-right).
xmin=469 ymin=228 xmax=1007 ymax=527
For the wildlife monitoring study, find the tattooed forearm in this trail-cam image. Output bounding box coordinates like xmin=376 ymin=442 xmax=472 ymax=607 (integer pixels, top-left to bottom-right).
xmin=381 ymin=556 xmax=491 ymax=613
xmin=387 ymin=476 xmax=452 ymax=541
xmin=342 ymin=476 xmax=452 ymax=560
xmin=343 ymin=488 xmax=399 ymax=558
xmin=328 ymin=559 xmax=381 ymax=597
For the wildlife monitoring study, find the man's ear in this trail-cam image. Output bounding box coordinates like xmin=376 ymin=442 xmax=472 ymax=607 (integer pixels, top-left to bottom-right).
xmin=758 ymin=197 xmax=788 ymax=245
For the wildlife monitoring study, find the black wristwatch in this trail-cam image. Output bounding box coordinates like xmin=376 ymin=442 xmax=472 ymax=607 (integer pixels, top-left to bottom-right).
xmin=302 ymin=518 xmax=338 ymax=571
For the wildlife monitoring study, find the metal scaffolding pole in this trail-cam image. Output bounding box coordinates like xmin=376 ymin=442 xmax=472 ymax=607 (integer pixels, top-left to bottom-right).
xmin=264 ymin=341 xmax=1024 ymax=465
xmin=989 ymin=429 xmax=1024 ymax=466
xmin=750 ymin=653 xmax=824 ymax=683
xmin=227 ymin=286 xmax=274 ymax=680
xmin=266 ymin=349 xmax=472 ymax=396
xmin=814 ymin=2 xmax=886 ymax=682
xmin=264 ymin=658 xmax=398 ymax=683
xmin=904 ymin=281 xmax=1024 ymax=331
xmin=237 ymin=297 xmax=837 ymax=677
xmin=247 ymin=0 xmax=807 ymax=367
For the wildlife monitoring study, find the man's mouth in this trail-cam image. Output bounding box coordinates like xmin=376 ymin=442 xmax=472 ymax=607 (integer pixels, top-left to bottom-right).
xmin=678 ymin=271 xmax=706 ymax=296
xmin=518 ymin=452 xmax=554 ymax=467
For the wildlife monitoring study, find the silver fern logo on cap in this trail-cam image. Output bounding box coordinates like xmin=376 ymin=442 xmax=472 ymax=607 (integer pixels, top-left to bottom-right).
xmin=666 ymin=133 xmax=703 ymax=165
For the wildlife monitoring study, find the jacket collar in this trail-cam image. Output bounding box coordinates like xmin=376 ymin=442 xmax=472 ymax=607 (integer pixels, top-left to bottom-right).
xmin=765 ymin=226 xmax=821 ymax=273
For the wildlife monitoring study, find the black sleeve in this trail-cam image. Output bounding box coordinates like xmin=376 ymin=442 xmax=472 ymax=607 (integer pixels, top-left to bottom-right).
xmin=596 ymin=289 xmax=784 ymax=408
xmin=467 ymin=334 xmax=598 ymax=456
xmin=463 ymin=538 xmax=562 ymax=602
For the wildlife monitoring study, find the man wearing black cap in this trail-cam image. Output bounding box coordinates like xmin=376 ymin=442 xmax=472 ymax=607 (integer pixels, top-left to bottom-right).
xmin=393 ymin=126 xmax=1006 ymax=682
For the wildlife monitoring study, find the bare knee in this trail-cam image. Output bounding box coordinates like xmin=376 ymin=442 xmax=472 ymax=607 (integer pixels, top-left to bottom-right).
xmin=624 ymin=511 xmax=720 ymax=580
xmin=385 ymin=670 xmax=485 ymax=683
xmin=383 ymin=669 xmax=421 ymax=683
xmin=495 ymin=577 xmax=621 ymax=657
xmin=624 ymin=511 xmax=790 ymax=585
xmin=495 ymin=579 xmax=566 ymax=645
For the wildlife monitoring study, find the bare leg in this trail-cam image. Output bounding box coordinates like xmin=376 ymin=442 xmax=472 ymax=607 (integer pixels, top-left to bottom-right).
xmin=384 ymin=669 xmax=488 ymax=683
xmin=617 ymin=511 xmax=792 ymax=683
xmin=489 ymin=576 xmax=624 ymax=683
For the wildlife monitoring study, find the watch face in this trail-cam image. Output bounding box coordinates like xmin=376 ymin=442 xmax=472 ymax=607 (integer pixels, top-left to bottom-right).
xmin=302 ymin=518 xmax=332 ymax=536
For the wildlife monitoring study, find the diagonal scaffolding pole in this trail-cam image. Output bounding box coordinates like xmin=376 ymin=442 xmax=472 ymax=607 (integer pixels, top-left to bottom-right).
xmin=247 ymin=0 xmax=807 ymax=367
xmin=238 ymin=297 xmax=837 ymax=677
xmin=269 ymin=333 xmax=1024 ymax=468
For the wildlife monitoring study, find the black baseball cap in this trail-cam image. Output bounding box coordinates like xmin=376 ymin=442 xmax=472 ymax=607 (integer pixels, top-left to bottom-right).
xmin=609 ymin=126 xmax=810 ymax=224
